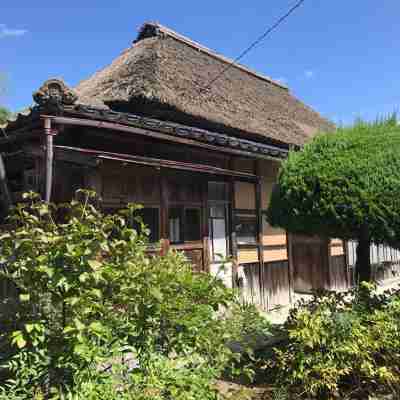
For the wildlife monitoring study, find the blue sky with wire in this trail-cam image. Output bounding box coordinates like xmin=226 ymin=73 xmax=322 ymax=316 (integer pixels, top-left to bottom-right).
xmin=1 ymin=1 xmax=399 ymax=124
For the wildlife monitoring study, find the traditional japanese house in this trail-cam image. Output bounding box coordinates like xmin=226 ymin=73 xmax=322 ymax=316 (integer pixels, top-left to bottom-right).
xmin=0 ymin=23 xmax=349 ymax=309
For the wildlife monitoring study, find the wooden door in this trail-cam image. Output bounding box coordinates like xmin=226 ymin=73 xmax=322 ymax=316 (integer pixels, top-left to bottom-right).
xmin=166 ymin=171 xmax=209 ymax=272
xmin=290 ymin=235 xmax=330 ymax=293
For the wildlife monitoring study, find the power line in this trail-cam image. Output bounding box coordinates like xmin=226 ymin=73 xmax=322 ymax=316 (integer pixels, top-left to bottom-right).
xmin=200 ymin=0 xmax=306 ymax=92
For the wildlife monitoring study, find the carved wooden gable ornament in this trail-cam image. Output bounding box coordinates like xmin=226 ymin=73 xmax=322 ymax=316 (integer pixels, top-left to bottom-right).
xmin=33 ymin=79 xmax=78 ymax=108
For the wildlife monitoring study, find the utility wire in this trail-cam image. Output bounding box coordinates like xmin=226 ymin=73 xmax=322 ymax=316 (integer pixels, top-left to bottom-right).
xmin=200 ymin=0 xmax=306 ymax=92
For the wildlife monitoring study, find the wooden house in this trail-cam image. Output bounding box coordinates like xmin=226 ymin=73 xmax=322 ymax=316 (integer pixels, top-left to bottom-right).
xmin=0 ymin=23 xmax=349 ymax=309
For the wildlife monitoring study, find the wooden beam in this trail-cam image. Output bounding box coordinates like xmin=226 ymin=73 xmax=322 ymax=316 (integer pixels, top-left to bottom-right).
xmin=47 ymin=115 xmax=278 ymax=161
xmin=23 ymin=144 xmax=98 ymax=167
xmin=0 ymin=127 xmax=42 ymax=146
xmin=51 ymin=145 xmax=256 ymax=181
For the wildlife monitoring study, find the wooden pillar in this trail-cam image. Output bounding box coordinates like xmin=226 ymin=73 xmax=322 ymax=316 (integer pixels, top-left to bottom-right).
xmin=201 ymin=178 xmax=210 ymax=272
xmin=255 ymin=160 xmax=266 ymax=309
xmin=0 ymin=153 xmax=12 ymax=213
xmin=343 ymin=240 xmax=351 ymax=288
xmin=286 ymin=232 xmax=295 ymax=304
xmin=326 ymin=237 xmax=333 ymax=290
xmin=229 ymin=176 xmax=238 ymax=288
xmin=84 ymin=160 xmax=103 ymax=206
xmin=159 ymin=169 xmax=170 ymax=256
xmin=44 ymin=118 xmax=55 ymax=202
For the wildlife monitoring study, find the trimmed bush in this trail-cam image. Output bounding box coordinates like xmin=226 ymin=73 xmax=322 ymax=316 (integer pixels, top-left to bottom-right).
xmin=267 ymin=116 xmax=400 ymax=282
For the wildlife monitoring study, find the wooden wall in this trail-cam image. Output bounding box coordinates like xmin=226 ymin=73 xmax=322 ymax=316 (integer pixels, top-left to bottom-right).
xmin=233 ymin=158 xmax=292 ymax=309
xmin=238 ymin=260 xmax=290 ymax=310
xmin=48 ymin=145 xmax=350 ymax=310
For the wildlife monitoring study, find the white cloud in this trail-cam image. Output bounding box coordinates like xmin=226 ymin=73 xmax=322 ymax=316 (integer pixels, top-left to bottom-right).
xmin=304 ymin=70 xmax=314 ymax=79
xmin=0 ymin=24 xmax=28 ymax=39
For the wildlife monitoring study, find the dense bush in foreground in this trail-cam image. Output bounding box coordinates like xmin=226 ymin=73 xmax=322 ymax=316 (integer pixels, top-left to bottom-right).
xmin=0 ymin=191 xmax=269 ymax=399
xmin=269 ymin=284 xmax=400 ymax=399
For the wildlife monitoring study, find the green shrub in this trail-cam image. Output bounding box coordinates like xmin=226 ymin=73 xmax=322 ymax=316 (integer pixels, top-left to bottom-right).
xmin=267 ymin=116 xmax=400 ymax=282
xmin=269 ymin=284 xmax=400 ymax=398
xmin=0 ymin=191 xmax=259 ymax=399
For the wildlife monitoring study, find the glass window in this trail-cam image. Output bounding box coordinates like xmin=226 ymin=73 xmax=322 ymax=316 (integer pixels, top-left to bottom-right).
xmin=209 ymin=203 xmax=229 ymax=261
xmin=104 ymin=207 xmax=160 ymax=243
xmin=210 ymin=217 xmax=228 ymax=260
xmin=208 ymin=182 xmax=230 ymax=261
xmin=235 ymin=216 xmax=257 ymax=245
xmin=169 ymin=207 xmax=183 ymax=244
xmin=184 ymin=208 xmax=201 ymax=241
xmin=134 ymin=208 xmax=160 ymax=243
xmin=169 ymin=207 xmax=202 ymax=243
xmin=208 ymin=182 xmax=228 ymax=201
xmin=210 ymin=205 xmax=226 ymax=218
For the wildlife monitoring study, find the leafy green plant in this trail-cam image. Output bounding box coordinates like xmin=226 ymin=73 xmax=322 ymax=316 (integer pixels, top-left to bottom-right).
xmin=268 ymin=284 xmax=400 ymax=399
xmin=267 ymin=115 xmax=400 ymax=282
xmin=0 ymin=190 xmax=250 ymax=398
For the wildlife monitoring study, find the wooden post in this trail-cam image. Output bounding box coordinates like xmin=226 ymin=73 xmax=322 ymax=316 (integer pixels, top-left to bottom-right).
xmin=343 ymin=240 xmax=351 ymax=288
xmin=159 ymin=169 xmax=170 ymax=256
xmin=229 ymin=176 xmax=238 ymax=288
xmin=0 ymin=153 xmax=12 ymax=213
xmin=286 ymin=232 xmax=295 ymax=304
xmin=201 ymin=178 xmax=210 ymax=272
xmin=44 ymin=118 xmax=55 ymax=202
xmin=255 ymin=160 xmax=266 ymax=309
xmin=326 ymin=238 xmax=333 ymax=290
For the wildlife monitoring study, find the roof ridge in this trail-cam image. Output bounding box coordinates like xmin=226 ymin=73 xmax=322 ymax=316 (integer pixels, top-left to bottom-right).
xmin=136 ymin=22 xmax=289 ymax=91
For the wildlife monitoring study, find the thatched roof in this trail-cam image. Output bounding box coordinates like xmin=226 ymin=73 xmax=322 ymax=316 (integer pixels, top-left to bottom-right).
xmin=76 ymin=22 xmax=334 ymax=147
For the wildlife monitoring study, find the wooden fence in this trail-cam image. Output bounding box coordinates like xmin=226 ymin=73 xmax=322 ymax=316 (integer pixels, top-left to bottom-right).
xmin=347 ymin=241 xmax=400 ymax=285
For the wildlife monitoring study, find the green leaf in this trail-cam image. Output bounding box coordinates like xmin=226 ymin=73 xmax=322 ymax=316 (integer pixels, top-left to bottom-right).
xmin=25 ymin=323 xmax=35 ymax=333
xmin=68 ymin=297 xmax=80 ymax=306
xmin=90 ymin=288 xmax=102 ymax=299
xmin=79 ymin=272 xmax=90 ymax=283
xmin=19 ymin=293 xmax=30 ymax=302
xmin=89 ymin=321 xmax=105 ymax=334
xmin=88 ymin=259 xmax=102 ymax=270
xmin=11 ymin=331 xmax=27 ymax=349
xmin=150 ymin=288 xmax=163 ymax=302
xmin=16 ymin=336 xmax=27 ymax=349
xmin=74 ymin=318 xmax=85 ymax=331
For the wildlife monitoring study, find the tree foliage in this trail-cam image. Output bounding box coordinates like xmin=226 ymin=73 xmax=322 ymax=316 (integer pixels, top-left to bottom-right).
xmin=0 ymin=107 xmax=10 ymax=125
xmin=267 ymin=116 xmax=400 ymax=281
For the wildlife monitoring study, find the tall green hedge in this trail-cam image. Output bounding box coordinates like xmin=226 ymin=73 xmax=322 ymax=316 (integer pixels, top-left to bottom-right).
xmin=267 ymin=116 xmax=400 ymax=282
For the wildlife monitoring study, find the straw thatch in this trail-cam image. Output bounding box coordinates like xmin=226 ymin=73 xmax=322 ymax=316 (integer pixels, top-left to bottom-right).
xmin=76 ymin=23 xmax=334 ymax=147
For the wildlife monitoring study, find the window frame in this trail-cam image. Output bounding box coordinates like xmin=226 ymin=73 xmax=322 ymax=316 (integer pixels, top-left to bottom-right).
xmin=168 ymin=205 xmax=202 ymax=245
xmin=103 ymin=205 xmax=161 ymax=243
xmin=235 ymin=214 xmax=258 ymax=246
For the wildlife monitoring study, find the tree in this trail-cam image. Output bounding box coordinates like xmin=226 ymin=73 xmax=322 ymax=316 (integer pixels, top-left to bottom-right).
xmin=267 ymin=116 xmax=400 ymax=283
xmin=0 ymin=73 xmax=10 ymax=125
xmin=0 ymin=106 xmax=10 ymax=125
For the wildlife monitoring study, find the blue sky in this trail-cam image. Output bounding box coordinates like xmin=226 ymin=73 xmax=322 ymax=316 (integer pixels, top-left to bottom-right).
xmin=1 ymin=1 xmax=399 ymax=124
